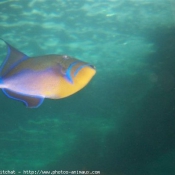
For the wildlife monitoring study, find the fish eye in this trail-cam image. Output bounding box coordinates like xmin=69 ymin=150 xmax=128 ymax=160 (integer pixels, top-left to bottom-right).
xmin=63 ymin=55 xmax=69 ymax=59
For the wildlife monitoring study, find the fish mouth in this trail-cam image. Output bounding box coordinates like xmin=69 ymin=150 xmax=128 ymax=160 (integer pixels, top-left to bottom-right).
xmin=88 ymin=64 xmax=96 ymax=70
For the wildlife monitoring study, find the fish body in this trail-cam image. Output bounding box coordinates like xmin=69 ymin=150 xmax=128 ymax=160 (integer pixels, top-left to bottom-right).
xmin=0 ymin=40 xmax=96 ymax=108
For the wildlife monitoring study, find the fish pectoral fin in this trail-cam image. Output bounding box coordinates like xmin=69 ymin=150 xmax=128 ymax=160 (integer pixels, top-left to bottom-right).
xmin=2 ymin=89 xmax=44 ymax=108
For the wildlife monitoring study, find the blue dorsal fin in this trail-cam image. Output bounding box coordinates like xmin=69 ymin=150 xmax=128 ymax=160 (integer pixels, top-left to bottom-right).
xmin=0 ymin=39 xmax=29 ymax=77
xmin=2 ymin=89 xmax=44 ymax=108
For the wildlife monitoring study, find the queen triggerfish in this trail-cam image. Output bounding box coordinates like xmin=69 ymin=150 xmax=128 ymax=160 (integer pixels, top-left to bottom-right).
xmin=0 ymin=40 xmax=96 ymax=108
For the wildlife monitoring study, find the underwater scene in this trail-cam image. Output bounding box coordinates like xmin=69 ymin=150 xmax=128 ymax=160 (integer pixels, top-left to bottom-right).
xmin=0 ymin=0 xmax=175 ymax=175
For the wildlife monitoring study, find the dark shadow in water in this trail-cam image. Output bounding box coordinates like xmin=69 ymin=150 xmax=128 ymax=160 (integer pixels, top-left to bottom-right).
xmin=45 ymin=26 xmax=175 ymax=175
xmin=1 ymin=24 xmax=175 ymax=175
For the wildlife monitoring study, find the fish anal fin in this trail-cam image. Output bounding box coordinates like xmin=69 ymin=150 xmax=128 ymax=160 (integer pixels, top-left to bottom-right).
xmin=2 ymin=89 xmax=44 ymax=108
xmin=0 ymin=40 xmax=29 ymax=77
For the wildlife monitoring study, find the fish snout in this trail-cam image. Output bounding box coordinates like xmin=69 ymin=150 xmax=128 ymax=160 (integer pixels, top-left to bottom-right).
xmin=76 ymin=63 xmax=96 ymax=80
xmin=89 ymin=64 xmax=96 ymax=70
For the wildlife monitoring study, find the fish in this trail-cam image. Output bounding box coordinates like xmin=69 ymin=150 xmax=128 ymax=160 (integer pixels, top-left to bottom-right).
xmin=0 ymin=40 xmax=96 ymax=108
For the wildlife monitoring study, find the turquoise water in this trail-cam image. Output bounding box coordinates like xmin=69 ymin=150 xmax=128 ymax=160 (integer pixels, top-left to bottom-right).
xmin=0 ymin=0 xmax=175 ymax=175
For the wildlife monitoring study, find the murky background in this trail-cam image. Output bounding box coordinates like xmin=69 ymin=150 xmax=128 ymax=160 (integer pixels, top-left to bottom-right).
xmin=0 ymin=0 xmax=175 ymax=175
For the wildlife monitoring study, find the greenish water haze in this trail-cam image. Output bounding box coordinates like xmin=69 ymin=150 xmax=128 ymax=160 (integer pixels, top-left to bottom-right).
xmin=0 ymin=0 xmax=175 ymax=175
